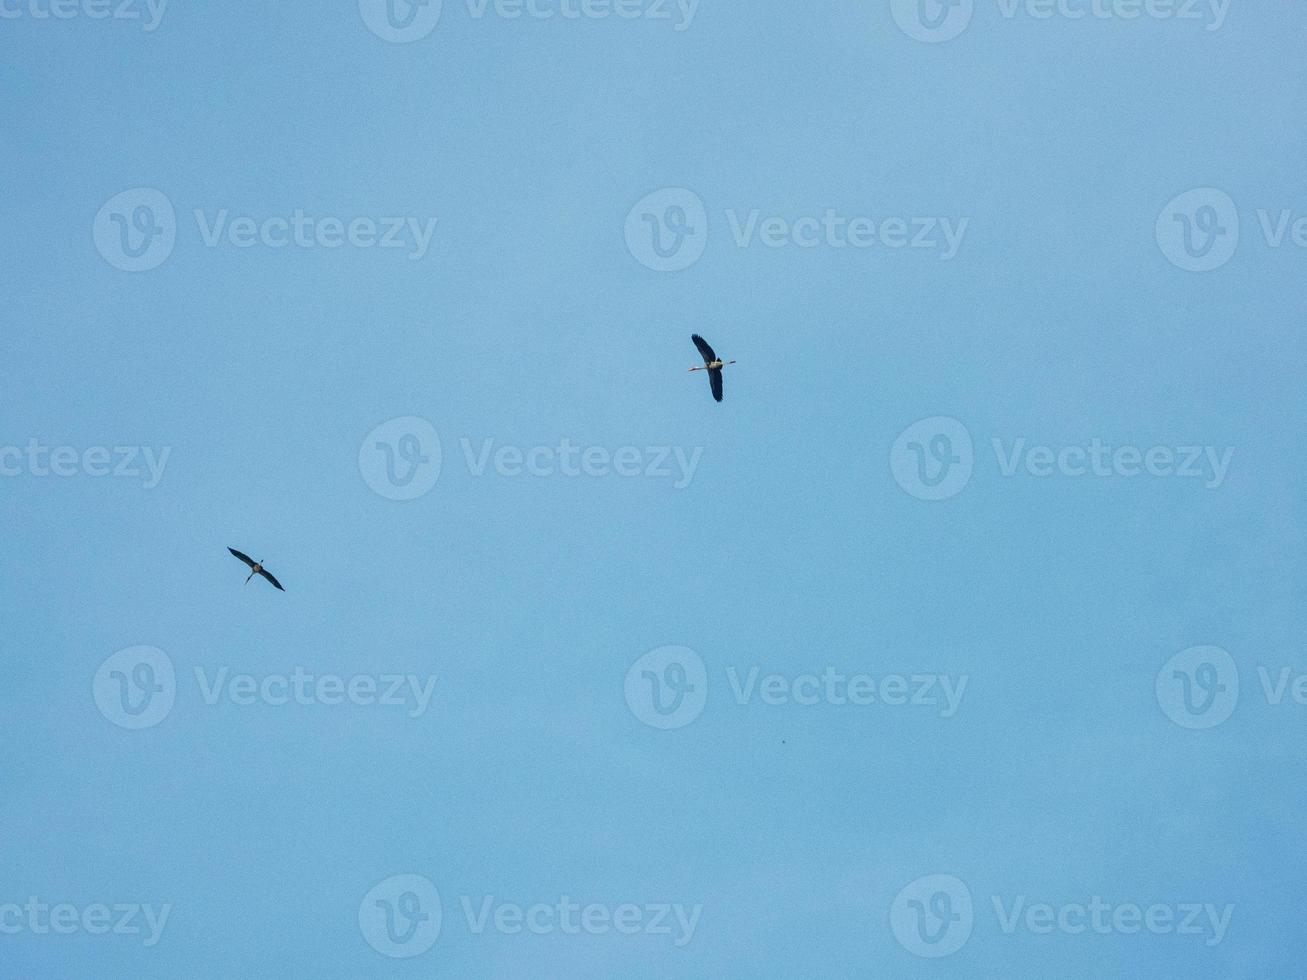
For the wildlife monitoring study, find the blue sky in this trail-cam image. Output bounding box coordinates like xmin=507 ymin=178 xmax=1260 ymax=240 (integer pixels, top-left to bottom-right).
xmin=3 ymin=1 xmax=1305 ymax=977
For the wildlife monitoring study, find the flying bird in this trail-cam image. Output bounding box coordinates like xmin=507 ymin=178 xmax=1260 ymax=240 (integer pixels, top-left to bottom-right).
xmin=227 ymin=547 xmax=285 ymax=591
xmin=688 ymin=334 xmax=736 ymax=402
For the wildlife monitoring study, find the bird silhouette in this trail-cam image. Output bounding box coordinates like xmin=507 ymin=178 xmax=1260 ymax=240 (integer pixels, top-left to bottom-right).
xmin=228 ymin=548 xmax=285 ymax=591
xmin=688 ymin=334 xmax=736 ymax=403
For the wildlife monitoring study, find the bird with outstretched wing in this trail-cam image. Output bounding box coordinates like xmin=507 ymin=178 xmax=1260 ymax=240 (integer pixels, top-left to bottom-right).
xmin=228 ymin=547 xmax=285 ymax=591
xmin=692 ymin=333 xmax=717 ymax=364
xmin=689 ymin=334 xmax=735 ymax=403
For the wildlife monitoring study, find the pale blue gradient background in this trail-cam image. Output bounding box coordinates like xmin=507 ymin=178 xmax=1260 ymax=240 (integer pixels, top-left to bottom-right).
xmin=3 ymin=2 xmax=1306 ymax=977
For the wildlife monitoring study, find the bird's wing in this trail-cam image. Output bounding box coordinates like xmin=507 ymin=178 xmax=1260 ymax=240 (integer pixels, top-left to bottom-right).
xmin=709 ymin=368 xmax=723 ymax=402
xmin=692 ymin=334 xmax=717 ymax=363
xmin=259 ymin=569 xmax=285 ymax=592
xmin=228 ymin=547 xmax=256 ymax=568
